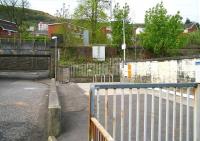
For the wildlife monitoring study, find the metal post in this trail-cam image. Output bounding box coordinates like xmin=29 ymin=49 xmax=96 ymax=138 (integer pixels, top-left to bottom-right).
xmin=97 ymin=89 xmax=100 ymax=120
xmin=52 ymin=36 xmax=58 ymax=81
xmin=122 ymin=1 xmax=126 ymax=67
xmin=121 ymin=88 xmax=125 ymax=141
xmin=194 ymin=84 xmax=200 ymax=141
xmin=158 ymin=89 xmax=162 ymax=141
xmin=179 ymin=89 xmax=183 ymax=141
xmin=166 ymin=89 xmax=169 ymax=141
xmin=136 ymin=88 xmax=140 ymax=141
xmin=172 ymin=88 xmax=176 ymax=141
xmin=151 ymin=89 xmax=155 ymax=141
xmin=113 ymin=88 xmax=116 ymax=140
xmin=128 ymin=88 xmax=132 ymax=141
xmin=143 ymin=89 xmax=147 ymax=141
xmin=186 ymin=88 xmax=190 ymax=141
xmin=105 ymin=89 xmax=108 ymax=130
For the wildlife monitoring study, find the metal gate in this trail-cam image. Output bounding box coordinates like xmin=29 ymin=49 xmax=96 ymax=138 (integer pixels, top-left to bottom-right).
xmin=89 ymin=83 xmax=200 ymax=141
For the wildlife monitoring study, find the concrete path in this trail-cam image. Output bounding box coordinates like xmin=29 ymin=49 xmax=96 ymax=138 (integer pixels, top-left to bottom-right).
xmin=57 ymin=83 xmax=88 ymax=141
xmin=0 ymin=79 xmax=49 ymax=141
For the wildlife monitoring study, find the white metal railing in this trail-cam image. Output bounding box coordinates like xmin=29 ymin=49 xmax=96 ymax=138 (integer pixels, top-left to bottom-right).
xmin=93 ymin=74 xmax=114 ymax=83
xmin=89 ymin=83 xmax=200 ymax=141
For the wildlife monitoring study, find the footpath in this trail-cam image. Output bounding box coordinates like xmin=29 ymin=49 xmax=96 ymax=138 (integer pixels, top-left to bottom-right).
xmin=57 ymin=83 xmax=89 ymax=141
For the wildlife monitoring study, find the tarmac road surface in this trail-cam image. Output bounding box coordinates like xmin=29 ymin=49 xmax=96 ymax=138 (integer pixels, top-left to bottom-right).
xmin=0 ymin=79 xmax=49 ymax=141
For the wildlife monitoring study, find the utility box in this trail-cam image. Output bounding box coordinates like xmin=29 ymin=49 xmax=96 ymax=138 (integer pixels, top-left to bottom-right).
xmin=92 ymin=46 xmax=105 ymax=61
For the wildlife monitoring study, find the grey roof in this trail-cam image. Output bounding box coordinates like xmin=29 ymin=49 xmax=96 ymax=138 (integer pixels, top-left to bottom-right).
xmin=184 ymin=22 xmax=198 ymax=29
xmin=0 ymin=19 xmax=18 ymax=32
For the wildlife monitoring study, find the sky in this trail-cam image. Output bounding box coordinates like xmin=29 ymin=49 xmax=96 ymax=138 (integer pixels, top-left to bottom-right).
xmin=29 ymin=0 xmax=200 ymax=23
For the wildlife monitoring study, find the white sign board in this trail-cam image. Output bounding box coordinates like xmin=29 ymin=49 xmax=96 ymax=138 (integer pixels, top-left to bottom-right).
xmin=92 ymin=46 xmax=105 ymax=61
xmin=121 ymin=43 xmax=126 ymax=50
xmin=195 ymin=60 xmax=200 ymax=82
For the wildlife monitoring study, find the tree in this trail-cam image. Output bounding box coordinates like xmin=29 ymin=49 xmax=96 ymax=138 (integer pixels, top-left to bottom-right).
xmin=55 ymin=3 xmax=70 ymax=19
xmin=112 ymin=3 xmax=132 ymax=46
xmin=185 ymin=18 xmax=192 ymax=25
xmin=0 ymin=0 xmax=30 ymax=33
xmin=73 ymin=0 xmax=109 ymax=44
xmin=140 ymin=2 xmax=185 ymax=56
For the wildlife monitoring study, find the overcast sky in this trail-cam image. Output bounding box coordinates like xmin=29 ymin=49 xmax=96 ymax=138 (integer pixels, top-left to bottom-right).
xmin=29 ymin=0 xmax=200 ymax=23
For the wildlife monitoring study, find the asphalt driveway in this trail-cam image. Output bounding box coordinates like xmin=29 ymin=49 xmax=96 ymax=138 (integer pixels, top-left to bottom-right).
xmin=0 ymin=79 xmax=49 ymax=141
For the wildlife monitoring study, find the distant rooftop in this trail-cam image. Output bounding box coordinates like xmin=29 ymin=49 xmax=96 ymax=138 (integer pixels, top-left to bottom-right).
xmin=0 ymin=19 xmax=17 ymax=32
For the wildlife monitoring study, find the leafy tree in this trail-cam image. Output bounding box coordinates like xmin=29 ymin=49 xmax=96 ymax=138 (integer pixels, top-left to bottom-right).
xmin=0 ymin=0 xmax=30 ymax=32
xmin=73 ymin=0 xmax=109 ymax=44
xmin=185 ymin=18 xmax=192 ymax=25
xmin=140 ymin=2 xmax=185 ymax=56
xmin=112 ymin=3 xmax=132 ymax=46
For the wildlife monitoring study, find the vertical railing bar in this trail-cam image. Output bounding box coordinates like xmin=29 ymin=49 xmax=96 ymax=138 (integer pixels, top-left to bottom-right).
xmin=98 ymin=129 xmax=100 ymax=141
xmin=136 ymin=88 xmax=140 ymax=141
xmin=179 ymin=88 xmax=183 ymax=141
xmin=158 ymin=88 xmax=162 ymax=141
xmin=104 ymin=75 xmax=106 ymax=83
xmin=113 ymin=88 xmax=116 ymax=140
xmin=186 ymin=88 xmax=190 ymax=141
xmin=143 ymin=89 xmax=148 ymax=141
xmin=151 ymin=88 xmax=155 ymax=141
xmin=129 ymin=88 xmax=132 ymax=141
xmin=166 ymin=89 xmax=169 ymax=141
xmin=194 ymin=84 xmax=200 ymax=141
xmin=105 ymin=88 xmax=108 ymax=131
xmin=121 ymin=88 xmax=125 ymax=141
xmin=172 ymin=87 xmax=177 ymax=141
xmin=94 ymin=124 xmax=96 ymax=141
xmin=97 ymin=89 xmax=100 ymax=120
xmin=112 ymin=74 xmax=114 ymax=82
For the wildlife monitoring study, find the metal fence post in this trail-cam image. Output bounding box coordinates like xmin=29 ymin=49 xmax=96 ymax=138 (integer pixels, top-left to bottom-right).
xmin=89 ymin=86 xmax=95 ymax=141
xmin=194 ymin=84 xmax=200 ymax=141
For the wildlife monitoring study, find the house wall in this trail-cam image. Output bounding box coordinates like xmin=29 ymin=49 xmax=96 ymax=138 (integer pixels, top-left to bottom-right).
xmin=0 ymin=28 xmax=16 ymax=38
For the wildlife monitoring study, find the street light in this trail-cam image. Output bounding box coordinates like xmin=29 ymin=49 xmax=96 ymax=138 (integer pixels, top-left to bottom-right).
xmin=52 ymin=36 xmax=58 ymax=81
xmin=122 ymin=1 xmax=126 ymax=68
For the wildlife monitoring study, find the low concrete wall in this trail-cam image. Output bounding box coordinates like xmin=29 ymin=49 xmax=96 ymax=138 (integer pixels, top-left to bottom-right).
xmin=48 ymin=79 xmax=61 ymax=137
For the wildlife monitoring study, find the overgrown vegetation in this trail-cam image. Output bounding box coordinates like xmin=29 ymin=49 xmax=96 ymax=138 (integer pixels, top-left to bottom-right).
xmin=186 ymin=31 xmax=200 ymax=45
xmin=112 ymin=3 xmax=133 ymax=47
xmin=139 ymin=2 xmax=186 ymax=57
xmin=73 ymin=0 xmax=109 ymax=44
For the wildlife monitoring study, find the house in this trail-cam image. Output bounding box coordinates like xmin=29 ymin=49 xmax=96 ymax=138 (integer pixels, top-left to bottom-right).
xmin=0 ymin=19 xmax=18 ymax=38
xmin=48 ymin=22 xmax=89 ymax=45
xmin=38 ymin=22 xmax=48 ymax=31
xmin=31 ymin=22 xmax=49 ymax=36
xmin=100 ymin=26 xmax=112 ymax=40
xmin=184 ymin=22 xmax=199 ymax=33
xmin=133 ymin=23 xmax=145 ymax=35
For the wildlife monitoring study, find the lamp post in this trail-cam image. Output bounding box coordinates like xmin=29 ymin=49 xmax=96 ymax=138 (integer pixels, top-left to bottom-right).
xmin=122 ymin=1 xmax=126 ymax=68
xmin=52 ymin=36 xmax=58 ymax=81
